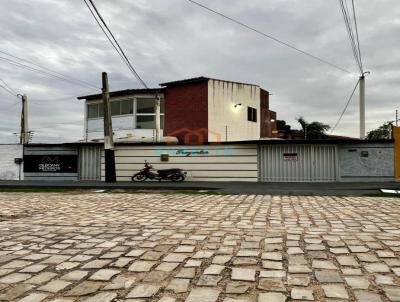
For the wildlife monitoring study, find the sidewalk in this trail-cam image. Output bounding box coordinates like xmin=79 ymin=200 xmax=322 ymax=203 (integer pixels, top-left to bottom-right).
xmin=1 ymin=180 xmax=399 ymax=195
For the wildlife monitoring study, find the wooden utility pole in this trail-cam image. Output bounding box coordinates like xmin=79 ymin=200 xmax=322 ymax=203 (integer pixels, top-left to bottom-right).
xmin=359 ymin=75 xmax=366 ymax=139
xmin=155 ymin=94 xmax=161 ymax=142
xmin=102 ymin=72 xmax=116 ymax=182
xmin=20 ymin=94 xmax=29 ymax=144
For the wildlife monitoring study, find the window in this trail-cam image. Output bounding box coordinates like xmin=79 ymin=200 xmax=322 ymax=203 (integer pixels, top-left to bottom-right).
xmin=87 ymin=97 xmax=164 ymax=130
xmin=111 ymin=101 xmax=120 ymax=116
xmin=110 ymin=99 xmax=134 ymax=116
xmin=247 ymin=107 xmax=257 ymax=122
xmin=87 ymin=103 xmax=103 ymax=119
xmin=121 ymin=99 xmax=133 ymax=115
xmin=137 ymin=98 xmax=156 ymax=114
xmin=136 ymin=114 xmax=165 ymax=129
xmin=135 ymin=98 xmax=165 ymax=129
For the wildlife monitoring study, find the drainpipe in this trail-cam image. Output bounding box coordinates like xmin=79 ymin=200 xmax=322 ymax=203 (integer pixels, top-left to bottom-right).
xmin=155 ymin=95 xmax=161 ymax=143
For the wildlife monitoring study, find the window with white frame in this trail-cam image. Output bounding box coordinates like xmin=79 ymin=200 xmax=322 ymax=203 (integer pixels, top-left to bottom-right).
xmin=87 ymin=103 xmax=103 ymax=118
xmin=87 ymin=98 xmax=164 ymax=129
xmin=136 ymin=98 xmax=165 ymax=129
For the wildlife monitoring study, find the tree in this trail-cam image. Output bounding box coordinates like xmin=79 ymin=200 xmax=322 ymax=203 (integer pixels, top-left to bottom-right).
xmin=276 ymin=120 xmax=291 ymax=132
xmin=367 ymin=122 xmax=392 ymax=140
xmin=296 ymin=117 xmax=330 ymax=139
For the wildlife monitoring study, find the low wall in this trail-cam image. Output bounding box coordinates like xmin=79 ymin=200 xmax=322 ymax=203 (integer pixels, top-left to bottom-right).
xmin=0 ymin=144 xmax=23 ymax=180
xmin=102 ymin=144 xmax=258 ymax=182
xmin=338 ymin=143 xmax=394 ymax=182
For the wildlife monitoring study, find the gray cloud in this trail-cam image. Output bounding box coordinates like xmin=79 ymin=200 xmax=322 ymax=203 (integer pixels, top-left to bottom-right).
xmin=0 ymin=0 xmax=399 ymax=143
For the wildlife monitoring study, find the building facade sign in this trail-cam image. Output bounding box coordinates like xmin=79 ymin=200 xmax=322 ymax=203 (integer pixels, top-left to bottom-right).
xmin=24 ymin=155 xmax=78 ymax=173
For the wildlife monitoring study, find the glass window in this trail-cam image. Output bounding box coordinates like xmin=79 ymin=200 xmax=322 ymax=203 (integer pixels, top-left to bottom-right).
xmin=247 ymin=107 xmax=257 ymax=122
xmin=88 ymin=104 xmax=99 ymax=118
xmin=136 ymin=115 xmax=155 ymax=129
xmin=111 ymin=101 xmax=120 ymax=116
xmin=160 ymin=99 xmax=165 ymax=114
xmin=121 ymin=99 xmax=133 ymax=115
xmin=161 ymin=115 xmax=165 ymax=129
xmin=98 ymin=103 xmax=104 ymax=117
xmin=137 ymin=98 xmax=155 ymax=114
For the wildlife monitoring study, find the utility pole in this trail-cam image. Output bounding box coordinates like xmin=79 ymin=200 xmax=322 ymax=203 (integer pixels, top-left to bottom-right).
xmin=20 ymin=94 xmax=29 ymax=144
xmin=102 ymin=72 xmax=116 ymax=182
xmin=155 ymin=95 xmax=161 ymax=142
xmin=359 ymin=75 xmax=366 ymax=139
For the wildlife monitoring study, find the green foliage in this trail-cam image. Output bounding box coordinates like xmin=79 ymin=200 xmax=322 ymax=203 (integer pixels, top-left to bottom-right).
xmin=367 ymin=122 xmax=392 ymax=140
xmin=296 ymin=117 xmax=331 ymax=139
xmin=276 ymin=120 xmax=291 ymax=131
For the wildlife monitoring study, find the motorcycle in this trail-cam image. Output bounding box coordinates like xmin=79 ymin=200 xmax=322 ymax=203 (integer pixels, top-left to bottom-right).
xmin=131 ymin=161 xmax=186 ymax=182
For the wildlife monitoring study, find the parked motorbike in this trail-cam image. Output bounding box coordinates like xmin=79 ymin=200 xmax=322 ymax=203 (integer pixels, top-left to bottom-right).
xmin=131 ymin=161 xmax=186 ymax=182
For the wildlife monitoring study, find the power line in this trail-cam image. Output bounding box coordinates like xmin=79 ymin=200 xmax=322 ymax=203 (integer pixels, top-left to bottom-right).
xmin=187 ymin=0 xmax=353 ymax=74
xmin=0 ymin=56 xmax=101 ymax=90
xmin=339 ymin=0 xmax=363 ymax=74
xmin=83 ymin=0 xmax=149 ymax=88
xmin=351 ymin=0 xmax=363 ymax=72
xmin=0 ymin=78 xmax=18 ymax=96
xmin=0 ymin=50 xmax=100 ymax=90
xmin=331 ymin=79 xmax=360 ymax=132
xmin=0 ymin=82 xmax=19 ymax=98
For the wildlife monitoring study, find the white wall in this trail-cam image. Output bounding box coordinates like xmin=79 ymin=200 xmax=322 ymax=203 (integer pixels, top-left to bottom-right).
xmin=87 ymin=116 xmax=157 ymax=141
xmin=208 ymin=79 xmax=260 ymax=142
xmin=0 ymin=144 xmax=23 ymax=180
xmin=101 ymin=144 xmax=258 ymax=182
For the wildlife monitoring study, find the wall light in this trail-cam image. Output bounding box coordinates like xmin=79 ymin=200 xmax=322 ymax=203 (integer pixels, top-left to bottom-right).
xmin=270 ymin=119 xmax=276 ymax=123
xmin=234 ymin=103 xmax=242 ymax=108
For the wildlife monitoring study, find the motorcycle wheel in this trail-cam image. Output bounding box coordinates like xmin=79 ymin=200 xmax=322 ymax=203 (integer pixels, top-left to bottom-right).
xmin=171 ymin=174 xmax=185 ymax=182
xmin=132 ymin=173 xmax=147 ymax=182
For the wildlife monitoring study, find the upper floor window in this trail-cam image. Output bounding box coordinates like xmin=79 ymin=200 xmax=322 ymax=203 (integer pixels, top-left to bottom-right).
xmin=247 ymin=106 xmax=257 ymax=122
xmin=87 ymin=97 xmax=165 ymax=129
xmin=87 ymin=103 xmax=103 ymax=118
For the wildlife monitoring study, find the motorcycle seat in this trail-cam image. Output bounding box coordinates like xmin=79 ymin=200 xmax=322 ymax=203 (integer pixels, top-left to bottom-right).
xmin=157 ymin=169 xmax=181 ymax=173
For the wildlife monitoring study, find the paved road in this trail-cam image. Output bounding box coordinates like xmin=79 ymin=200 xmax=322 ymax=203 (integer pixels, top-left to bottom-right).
xmin=1 ymin=180 xmax=400 ymax=195
xmin=0 ymin=192 xmax=400 ymax=301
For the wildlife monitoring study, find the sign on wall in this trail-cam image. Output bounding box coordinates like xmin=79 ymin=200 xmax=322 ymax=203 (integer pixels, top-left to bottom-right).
xmin=24 ymin=155 xmax=78 ymax=173
xmin=283 ymin=153 xmax=298 ymax=161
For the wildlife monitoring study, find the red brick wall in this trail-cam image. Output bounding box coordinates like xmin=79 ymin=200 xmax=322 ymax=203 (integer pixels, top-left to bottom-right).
xmin=260 ymin=89 xmax=272 ymax=137
xmin=164 ymin=81 xmax=209 ymax=144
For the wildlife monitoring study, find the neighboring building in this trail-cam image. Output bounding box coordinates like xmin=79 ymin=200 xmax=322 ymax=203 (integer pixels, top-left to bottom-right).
xmin=78 ymin=77 xmax=277 ymax=143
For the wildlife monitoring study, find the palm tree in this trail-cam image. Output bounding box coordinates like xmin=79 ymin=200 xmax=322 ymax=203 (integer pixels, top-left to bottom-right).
xmin=296 ymin=117 xmax=330 ymax=139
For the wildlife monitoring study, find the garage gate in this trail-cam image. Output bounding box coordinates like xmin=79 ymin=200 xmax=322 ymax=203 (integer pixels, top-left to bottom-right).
xmin=259 ymin=144 xmax=337 ymax=182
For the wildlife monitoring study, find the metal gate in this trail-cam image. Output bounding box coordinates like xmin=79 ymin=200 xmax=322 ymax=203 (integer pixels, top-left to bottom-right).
xmin=258 ymin=144 xmax=337 ymax=182
xmin=78 ymin=145 xmax=101 ymax=180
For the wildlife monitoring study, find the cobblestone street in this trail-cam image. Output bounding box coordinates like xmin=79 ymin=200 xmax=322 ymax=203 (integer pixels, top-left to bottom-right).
xmin=1 ymin=192 xmax=400 ymax=302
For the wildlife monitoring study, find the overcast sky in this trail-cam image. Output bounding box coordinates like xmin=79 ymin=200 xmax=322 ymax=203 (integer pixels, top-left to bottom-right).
xmin=0 ymin=0 xmax=399 ymax=143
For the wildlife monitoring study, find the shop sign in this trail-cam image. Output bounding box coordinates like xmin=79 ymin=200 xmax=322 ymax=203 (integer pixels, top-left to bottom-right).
xmin=24 ymin=155 xmax=78 ymax=173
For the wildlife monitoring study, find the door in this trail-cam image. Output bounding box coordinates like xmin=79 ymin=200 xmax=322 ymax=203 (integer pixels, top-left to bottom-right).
xmin=259 ymin=144 xmax=336 ymax=182
xmin=79 ymin=146 xmax=101 ymax=180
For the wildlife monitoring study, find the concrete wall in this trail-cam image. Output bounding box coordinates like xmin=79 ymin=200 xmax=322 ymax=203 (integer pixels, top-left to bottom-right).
xmin=0 ymin=144 xmax=23 ymax=180
xmin=208 ymin=79 xmax=261 ymax=142
xmin=338 ymin=143 xmax=394 ymax=182
xmin=101 ymin=144 xmax=258 ymax=182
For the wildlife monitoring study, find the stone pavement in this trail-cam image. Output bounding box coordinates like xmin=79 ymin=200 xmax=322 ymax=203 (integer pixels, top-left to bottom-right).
xmin=0 ymin=192 xmax=400 ymax=301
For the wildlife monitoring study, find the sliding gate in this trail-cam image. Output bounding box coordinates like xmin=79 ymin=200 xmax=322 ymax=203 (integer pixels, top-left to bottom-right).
xmin=259 ymin=144 xmax=337 ymax=182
